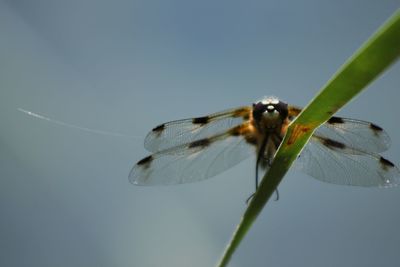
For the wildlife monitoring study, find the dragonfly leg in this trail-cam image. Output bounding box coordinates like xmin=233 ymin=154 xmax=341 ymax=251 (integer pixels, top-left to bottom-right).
xmin=245 ymin=193 xmax=255 ymax=204
xmin=274 ymin=188 xmax=280 ymax=201
xmin=246 ymin=188 xmax=279 ymax=204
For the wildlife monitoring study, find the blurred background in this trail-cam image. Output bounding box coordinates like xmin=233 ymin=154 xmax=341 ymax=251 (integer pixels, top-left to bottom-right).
xmin=0 ymin=1 xmax=399 ymax=266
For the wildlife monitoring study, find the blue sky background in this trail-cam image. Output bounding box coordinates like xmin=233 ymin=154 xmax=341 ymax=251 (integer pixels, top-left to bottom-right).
xmin=0 ymin=1 xmax=399 ymax=266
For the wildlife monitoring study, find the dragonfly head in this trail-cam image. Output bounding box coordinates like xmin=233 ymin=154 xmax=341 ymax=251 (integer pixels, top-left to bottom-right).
xmin=252 ymin=97 xmax=288 ymax=129
xmin=253 ymin=97 xmax=288 ymax=119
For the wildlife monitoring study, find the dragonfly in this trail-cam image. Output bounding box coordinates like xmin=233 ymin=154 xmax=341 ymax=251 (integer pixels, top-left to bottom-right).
xmin=129 ymin=96 xmax=400 ymax=192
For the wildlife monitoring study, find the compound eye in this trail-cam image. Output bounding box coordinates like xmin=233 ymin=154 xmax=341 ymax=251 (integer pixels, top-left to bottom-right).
xmin=252 ymin=102 xmax=267 ymax=120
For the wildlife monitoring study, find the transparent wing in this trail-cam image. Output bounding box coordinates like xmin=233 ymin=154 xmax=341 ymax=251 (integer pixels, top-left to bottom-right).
xmin=144 ymin=106 xmax=251 ymax=152
xmin=316 ymin=117 xmax=391 ymax=153
xmin=294 ymin=135 xmax=400 ymax=187
xmin=130 ymin=128 xmax=255 ymax=185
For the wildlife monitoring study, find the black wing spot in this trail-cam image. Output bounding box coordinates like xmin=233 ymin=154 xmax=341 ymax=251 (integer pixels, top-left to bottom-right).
xmin=192 ymin=116 xmax=209 ymax=124
xmin=380 ymin=157 xmax=395 ymax=168
xmin=228 ymin=125 xmax=242 ymax=136
xmin=323 ymin=138 xmax=346 ymax=149
xmin=137 ymin=155 xmax=153 ymax=167
xmin=152 ymin=124 xmax=165 ymax=132
xmin=188 ymin=138 xmax=211 ymax=149
xmin=370 ymin=123 xmax=383 ymax=132
xmin=327 ymin=117 xmax=344 ymax=124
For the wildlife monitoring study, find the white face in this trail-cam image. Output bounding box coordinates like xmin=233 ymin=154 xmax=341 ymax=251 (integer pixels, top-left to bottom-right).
xmin=264 ymin=104 xmax=280 ymax=119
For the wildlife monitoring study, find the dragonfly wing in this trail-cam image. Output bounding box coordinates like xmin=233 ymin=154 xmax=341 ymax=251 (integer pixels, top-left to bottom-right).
xmin=316 ymin=117 xmax=391 ymax=153
xmin=144 ymin=106 xmax=251 ymax=152
xmin=294 ymin=135 xmax=400 ymax=187
xmin=130 ymin=125 xmax=256 ymax=185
